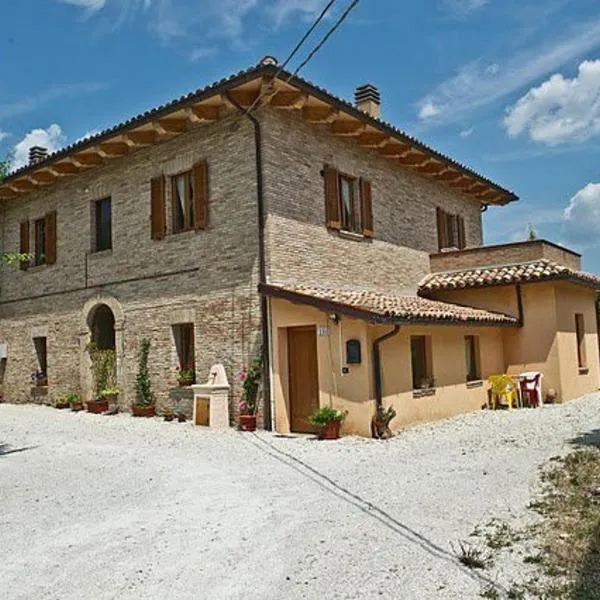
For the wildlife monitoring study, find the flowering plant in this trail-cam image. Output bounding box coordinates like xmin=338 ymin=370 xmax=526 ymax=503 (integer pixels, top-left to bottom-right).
xmin=30 ymin=370 xmax=47 ymax=385
xmin=176 ymin=364 xmax=195 ymax=384
xmin=238 ymin=353 xmax=263 ymax=415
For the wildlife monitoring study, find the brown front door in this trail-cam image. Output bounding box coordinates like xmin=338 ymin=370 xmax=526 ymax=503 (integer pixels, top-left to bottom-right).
xmin=288 ymin=326 xmax=320 ymax=433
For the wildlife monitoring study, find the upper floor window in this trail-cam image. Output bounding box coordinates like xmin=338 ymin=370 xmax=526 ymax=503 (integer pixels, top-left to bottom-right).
xmin=172 ymin=171 xmax=195 ymax=233
xmin=323 ymin=164 xmax=373 ymax=238
xmin=34 ymin=218 xmax=46 ymax=266
xmin=436 ymin=208 xmax=466 ymax=251
xmin=94 ymin=197 xmax=112 ymax=252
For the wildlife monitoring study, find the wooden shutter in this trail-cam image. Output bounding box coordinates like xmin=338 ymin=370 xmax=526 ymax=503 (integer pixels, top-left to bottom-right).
xmin=19 ymin=220 xmax=29 ymax=271
xmin=436 ymin=207 xmax=448 ymax=250
xmin=457 ymin=215 xmax=466 ymax=249
xmin=359 ymin=178 xmax=373 ymax=238
xmin=323 ymin=164 xmax=341 ymax=230
xmin=193 ymin=160 xmax=208 ymax=231
xmin=150 ymin=175 xmax=166 ymax=240
xmin=45 ymin=211 xmax=57 ymax=265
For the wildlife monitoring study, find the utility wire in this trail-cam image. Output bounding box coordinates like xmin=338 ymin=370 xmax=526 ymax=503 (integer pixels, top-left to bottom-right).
xmin=244 ymin=0 xmax=339 ymax=114
xmin=290 ymin=0 xmax=361 ymax=78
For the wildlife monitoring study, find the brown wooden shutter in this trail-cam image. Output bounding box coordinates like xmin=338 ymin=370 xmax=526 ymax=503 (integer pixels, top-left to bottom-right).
xmin=150 ymin=175 xmax=166 ymax=240
xmin=45 ymin=211 xmax=57 ymax=265
xmin=323 ymin=164 xmax=341 ymax=230
xmin=457 ymin=215 xmax=466 ymax=249
xmin=436 ymin=207 xmax=448 ymax=250
xmin=19 ymin=220 xmax=29 ymax=271
xmin=359 ymin=178 xmax=373 ymax=238
xmin=193 ymin=160 xmax=208 ymax=231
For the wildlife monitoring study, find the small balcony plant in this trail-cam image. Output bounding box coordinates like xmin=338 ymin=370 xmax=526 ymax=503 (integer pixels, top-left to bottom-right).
xmin=238 ymin=353 xmax=263 ymax=432
xmin=31 ymin=370 xmax=47 ymax=388
xmin=310 ymin=406 xmax=347 ymax=440
xmin=132 ymin=339 xmax=155 ymax=417
xmin=176 ymin=365 xmax=195 ymax=387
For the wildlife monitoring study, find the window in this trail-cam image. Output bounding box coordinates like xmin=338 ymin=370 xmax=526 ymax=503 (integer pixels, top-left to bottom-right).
xmin=436 ymin=208 xmax=466 ymax=250
xmin=464 ymin=335 xmax=481 ymax=382
xmin=171 ymin=171 xmax=195 ymax=233
xmin=411 ymin=335 xmax=433 ymax=389
xmin=94 ymin=197 xmax=112 ymax=252
xmin=575 ymin=313 xmax=587 ymax=369
xmin=34 ymin=219 xmax=46 ymax=266
xmin=33 ymin=337 xmax=47 ymax=385
xmin=339 ymin=175 xmax=360 ymax=233
xmin=173 ymin=323 xmax=195 ymax=381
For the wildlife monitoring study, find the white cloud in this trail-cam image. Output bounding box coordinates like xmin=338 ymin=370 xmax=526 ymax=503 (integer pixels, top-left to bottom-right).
xmin=562 ymin=182 xmax=600 ymax=247
xmin=418 ymin=100 xmax=442 ymax=120
xmin=459 ymin=127 xmax=474 ymax=137
xmin=60 ymin=0 xmax=106 ymax=12
xmin=12 ymin=125 xmax=66 ymax=170
xmin=269 ymin=0 xmax=333 ymax=27
xmin=444 ymin=0 xmax=488 ymax=15
xmin=0 ymin=130 xmax=8 ymax=143
xmin=73 ymin=130 xmax=100 ymax=144
xmin=504 ymin=60 xmax=600 ymax=146
xmin=417 ymin=15 xmax=600 ymax=124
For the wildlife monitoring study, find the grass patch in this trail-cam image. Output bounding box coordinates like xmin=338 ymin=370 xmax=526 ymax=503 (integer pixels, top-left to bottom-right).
xmin=451 ymin=539 xmax=493 ymax=569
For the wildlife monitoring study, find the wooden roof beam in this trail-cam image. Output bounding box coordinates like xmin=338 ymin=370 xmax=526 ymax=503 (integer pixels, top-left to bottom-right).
xmin=357 ymin=132 xmax=389 ymax=148
xmin=379 ymin=142 xmax=411 ymax=158
xmin=269 ymin=91 xmax=308 ymax=109
xmin=331 ymin=120 xmax=365 ymax=136
xmin=71 ymin=153 xmax=102 ymax=168
xmin=226 ymin=89 xmax=261 ymax=108
xmin=29 ymin=171 xmax=57 ymax=185
xmin=415 ymin=160 xmax=446 ymax=175
xmin=53 ymin=161 xmax=80 ymax=174
xmin=124 ymin=130 xmax=157 ymax=146
xmin=97 ymin=142 xmax=129 ymax=158
xmin=189 ymin=104 xmax=220 ymax=122
xmin=153 ymin=119 xmax=187 ymax=136
xmin=303 ymin=106 xmax=338 ymax=123
xmin=0 ymin=188 xmax=18 ymax=199
xmin=398 ymin=152 xmax=429 ymax=167
xmin=11 ymin=178 xmax=37 ymax=192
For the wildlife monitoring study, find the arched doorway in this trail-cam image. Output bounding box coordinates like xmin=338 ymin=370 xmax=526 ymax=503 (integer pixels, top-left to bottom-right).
xmin=90 ymin=304 xmax=116 ymax=350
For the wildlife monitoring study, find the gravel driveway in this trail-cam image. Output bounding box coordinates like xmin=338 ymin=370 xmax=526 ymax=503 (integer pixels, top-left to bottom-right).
xmin=2 ymin=396 xmax=600 ymax=600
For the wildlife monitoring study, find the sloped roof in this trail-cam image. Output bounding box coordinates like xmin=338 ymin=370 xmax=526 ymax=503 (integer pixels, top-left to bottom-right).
xmin=261 ymin=283 xmax=519 ymax=326
xmin=0 ymin=59 xmax=517 ymax=205
xmin=419 ymin=259 xmax=600 ymax=294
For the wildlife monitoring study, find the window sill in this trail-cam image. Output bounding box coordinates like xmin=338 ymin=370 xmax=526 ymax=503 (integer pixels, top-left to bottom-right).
xmin=466 ymin=380 xmax=483 ymax=389
xmin=579 ymin=367 xmax=590 ymax=375
xmin=337 ymin=229 xmax=367 ymax=242
xmin=413 ymin=387 xmax=436 ymax=398
xmin=27 ymin=263 xmax=48 ymax=273
xmin=89 ymin=249 xmax=113 ymax=258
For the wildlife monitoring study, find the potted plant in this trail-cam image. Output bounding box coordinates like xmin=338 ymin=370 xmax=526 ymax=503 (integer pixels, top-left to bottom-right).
xmin=86 ymin=343 xmax=116 ymax=414
xmin=163 ymin=404 xmax=175 ymax=422
xmin=100 ymin=385 xmax=120 ymax=409
xmin=371 ymin=405 xmax=397 ymax=439
xmin=54 ymin=394 xmax=70 ymax=409
xmin=238 ymin=353 xmax=263 ymax=432
xmin=69 ymin=392 xmax=84 ymax=412
xmin=31 ymin=370 xmax=47 ymax=387
xmin=132 ymin=339 xmax=155 ymax=417
xmin=176 ymin=364 xmax=195 ymax=387
xmin=310 ymin=406 xmax=347 ymax=440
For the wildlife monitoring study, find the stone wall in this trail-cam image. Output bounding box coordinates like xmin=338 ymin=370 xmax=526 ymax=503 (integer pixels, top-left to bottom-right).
xmin=0 ymin=115 xmax=262 ymax=416
xmin=429 ymin=240 xmax=581 ymax=273
xmin=261 ymin=108 xmax=483 ymax=293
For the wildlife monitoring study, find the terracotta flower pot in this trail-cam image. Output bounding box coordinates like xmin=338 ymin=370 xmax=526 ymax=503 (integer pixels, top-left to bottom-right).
xmin=178 ymin=378 xmax=193 ymax=387
xmin=71 ymin=402 xmax=85 ymax=412
xmin=177 ymin=413 xmax=187 ymax=423
xmin=131 ymin=404 xmax=155 ymax=418
xmin=239 ymin=414 xmax=257 ymax=432
xmin=36 ymin=378 xmax=48 ymax=388
xmin=87 ymin=399 xmax=109 ymax=414
xmin=319 ymin=420 xmax=342 ymax=440
xmin=55 ymin=402 xmax=70 ymax=410
xmin=102 ymin=393 xmax=119 ymax=405
xmin=164 ymin=415 xmax=174 ymax=422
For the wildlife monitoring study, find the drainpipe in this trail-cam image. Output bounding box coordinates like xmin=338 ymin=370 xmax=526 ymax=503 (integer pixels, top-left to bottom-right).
xmin=373 ymin=324 xmax=401 ymax=409
xmin=516 ymin=284 xmax=524 ymax=327
xmin=225 ymin=91 xmax=272 ymax=430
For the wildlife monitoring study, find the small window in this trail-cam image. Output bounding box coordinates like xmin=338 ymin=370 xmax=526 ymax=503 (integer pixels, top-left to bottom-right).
xmin=171 ymin=171 xmax=194 ymax=233
xmin=34 ymin=218 xmax=46 ymax=266
xmin=94 ymin=197 xmax=112 ymax=252
xmin=33 ymin=336 xmax=47 ymax=386
xmin=346 ymin=339 xmax=362 ymax=364
xmin=173 ymin=323 xmax=195 ymax=382
xmin=437 ymin=208 xmax=465 ymax=250
xmin=411 ymin=335 xmax=433 ymax=389
xmin=575 ymin=313 xmax=587 ymax=369
xmin=339 ymin=174 xmax=360 ymax=233
xmin=464 ymin=335 xmax=481 ymax=382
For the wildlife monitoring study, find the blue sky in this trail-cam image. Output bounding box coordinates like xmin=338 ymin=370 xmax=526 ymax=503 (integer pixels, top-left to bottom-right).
xmin=2 ymin=0 xmax=600 ymax=271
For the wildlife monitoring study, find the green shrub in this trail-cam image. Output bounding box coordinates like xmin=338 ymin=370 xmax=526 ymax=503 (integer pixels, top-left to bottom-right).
xmin=310 ymin=406 xmax=346 ymax=426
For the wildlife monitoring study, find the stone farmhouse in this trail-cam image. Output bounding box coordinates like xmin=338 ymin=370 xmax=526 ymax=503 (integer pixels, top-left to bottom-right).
xmin=0 ymin=57 xmax=598 ymax=436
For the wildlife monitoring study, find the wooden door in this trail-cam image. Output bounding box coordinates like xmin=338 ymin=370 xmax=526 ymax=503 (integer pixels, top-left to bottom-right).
xmin=288 ymin=326 xmax=320 ymax=433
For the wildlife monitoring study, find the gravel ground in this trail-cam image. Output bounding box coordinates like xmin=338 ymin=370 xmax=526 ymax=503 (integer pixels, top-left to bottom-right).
xmin=1 ymin=396 xmax=600 ymax=600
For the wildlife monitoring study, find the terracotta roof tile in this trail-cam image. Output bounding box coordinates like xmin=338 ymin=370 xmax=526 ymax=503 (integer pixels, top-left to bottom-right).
xmin=419 ymin=259 xmax=600 ymax=293
xmin=261 ymin=283 xmax=519 ymax=326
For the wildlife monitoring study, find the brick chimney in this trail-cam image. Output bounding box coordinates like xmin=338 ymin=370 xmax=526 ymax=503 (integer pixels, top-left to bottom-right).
xmin=355 ymin=84 xmax=381 ymax=119
xmin=29 ymin=146 xmax=48 ymax=165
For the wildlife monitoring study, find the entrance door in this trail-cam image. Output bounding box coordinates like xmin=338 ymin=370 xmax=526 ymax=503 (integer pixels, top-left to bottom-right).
xmin=288 ymin=326 xmax=320 ymax=433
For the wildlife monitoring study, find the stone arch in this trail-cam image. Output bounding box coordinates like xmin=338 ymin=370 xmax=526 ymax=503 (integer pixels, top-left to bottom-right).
xmin=79 ymin=294 xmax=126 ymax=403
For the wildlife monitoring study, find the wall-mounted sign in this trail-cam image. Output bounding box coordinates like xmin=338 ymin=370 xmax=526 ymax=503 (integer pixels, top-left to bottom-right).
xmin=318 ymin=326 xmax=330 ymax=337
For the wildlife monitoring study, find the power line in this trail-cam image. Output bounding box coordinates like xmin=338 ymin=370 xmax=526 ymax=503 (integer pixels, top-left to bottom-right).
xmin=245 ymin=0 xmax=339 ymax=114
xmin=290 ymin=0 xmax=361 ymax=78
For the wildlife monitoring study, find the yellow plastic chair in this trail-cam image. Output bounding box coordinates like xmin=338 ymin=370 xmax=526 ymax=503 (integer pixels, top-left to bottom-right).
xmin=488 ymin=375 xmax=518 ymax=410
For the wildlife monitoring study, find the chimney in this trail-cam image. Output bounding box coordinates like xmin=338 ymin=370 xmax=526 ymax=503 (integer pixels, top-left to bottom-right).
xmin=355 ymin=84 xmax=381 ymax=119
xmin=29 ymin=146 xmax=48 ymax=166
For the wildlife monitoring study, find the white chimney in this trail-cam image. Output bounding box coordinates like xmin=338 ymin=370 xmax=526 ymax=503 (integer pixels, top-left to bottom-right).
xmin=29 ymin=146 xmax=48 ymax=165
xmin=355 ymin=84 xmax=381 ymax=119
